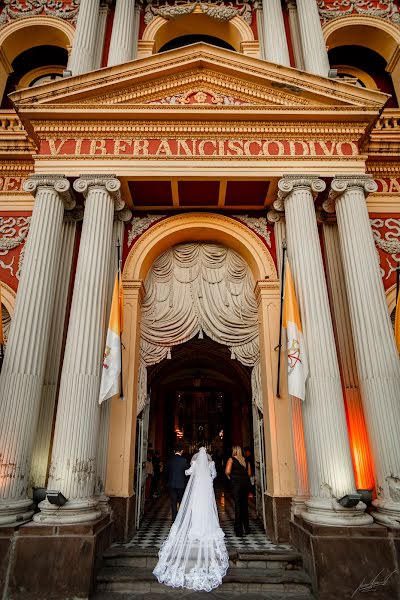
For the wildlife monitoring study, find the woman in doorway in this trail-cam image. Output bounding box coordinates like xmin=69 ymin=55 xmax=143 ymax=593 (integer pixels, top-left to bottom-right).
xmin=225 ymin=446 xmax=251 ymax=536
xmin=153 ymin=447 xmax=229 ymax=591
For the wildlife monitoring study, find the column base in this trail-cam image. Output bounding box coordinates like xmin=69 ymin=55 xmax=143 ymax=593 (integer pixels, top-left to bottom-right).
xmin=97 ymin=493 xmax=112 ymax=514
xmin=290 ymin=516 xmax=400 ymax=600
xmin=291 ymin=494 xmax=309 ymax=518
xmin=0 ymin=498 xmax=34 ymax=526
xmin=371 ymin=499 xmax=400 ymax=529
xmin=33 ymin=497 xmax=101 ymax=524
xmin=0 ymin=516 xmax=112 ymax=600
xmin=302 ymin=497 xmax=373 ymax=526
xmin=109 ymin=495 xmax=136 ymax=542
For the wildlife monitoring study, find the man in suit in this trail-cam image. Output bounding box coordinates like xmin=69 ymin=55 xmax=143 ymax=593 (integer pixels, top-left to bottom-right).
xmin=166 ymin=446 xmax=189 ymax=520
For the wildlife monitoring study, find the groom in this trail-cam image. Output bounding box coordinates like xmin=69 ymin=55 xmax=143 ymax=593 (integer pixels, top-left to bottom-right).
xmin=166 ymin=446 xmax=189 ymax=520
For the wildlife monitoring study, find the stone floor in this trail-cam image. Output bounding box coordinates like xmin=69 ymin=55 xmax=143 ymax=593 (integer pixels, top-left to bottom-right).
xmin=93 ymin=592 xmax=312 ymax=599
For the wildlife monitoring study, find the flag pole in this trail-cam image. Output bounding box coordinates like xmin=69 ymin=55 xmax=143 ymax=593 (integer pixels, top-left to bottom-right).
xmin=396 ymin=266 xmax=400 ymax=302
xmin=117 ymin=237 xmax=124 ymax=399
xmin=0 ymin=343 xmax=3 ymax=374
xmin=275 ymin=242 xmax=287 ymax=398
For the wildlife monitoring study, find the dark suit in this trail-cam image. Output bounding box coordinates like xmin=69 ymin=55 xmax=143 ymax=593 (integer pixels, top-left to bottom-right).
xmin=166 ymin=453 xmax=189 ymax=520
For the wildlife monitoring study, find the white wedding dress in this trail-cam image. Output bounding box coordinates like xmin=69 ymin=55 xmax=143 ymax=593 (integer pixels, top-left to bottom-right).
xmin=153 ymin=447 xmax=229 ymax=591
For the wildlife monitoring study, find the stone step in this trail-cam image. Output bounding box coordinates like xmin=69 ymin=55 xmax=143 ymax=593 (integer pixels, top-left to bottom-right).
xmin=96 ymin=565 xmax=312 ymax=595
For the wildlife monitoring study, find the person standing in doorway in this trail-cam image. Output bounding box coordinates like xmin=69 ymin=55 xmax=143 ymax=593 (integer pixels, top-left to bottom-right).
xmin=225 ymin=446 xmax=251 ymax=536
xmin=165 ymin=446 xmax=189 ymax=520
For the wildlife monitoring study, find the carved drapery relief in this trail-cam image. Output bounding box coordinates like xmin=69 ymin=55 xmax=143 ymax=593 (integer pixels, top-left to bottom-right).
xmin=0 ymin=216 xmax=30 ymax=280
xmin=144 ymin=0 xmax=253 ymax=25
xmin=0 ymin=0 xmax=80 ymax=25
xmin=370 ymin=217 xmax=400 ymax=285
xmin=317 ymin=0 xmax=400 ymax=24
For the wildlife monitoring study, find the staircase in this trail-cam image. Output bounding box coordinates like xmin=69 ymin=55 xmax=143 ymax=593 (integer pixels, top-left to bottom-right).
xmin=92 ymin=546 xmax=315 ymax=598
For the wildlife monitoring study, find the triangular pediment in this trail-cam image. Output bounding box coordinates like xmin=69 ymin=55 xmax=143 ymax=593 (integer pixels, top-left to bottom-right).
xmin=11 ymin=43 xmax=387 ymax=115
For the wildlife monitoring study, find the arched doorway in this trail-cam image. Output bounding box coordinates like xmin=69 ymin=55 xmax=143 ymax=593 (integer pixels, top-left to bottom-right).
xmin=106 ymin=213 xmax=295 ymax=544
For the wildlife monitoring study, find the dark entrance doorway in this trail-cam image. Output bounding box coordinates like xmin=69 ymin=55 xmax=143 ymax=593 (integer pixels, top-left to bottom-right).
xmin=147 ymin=336 xmax=253 ymax=468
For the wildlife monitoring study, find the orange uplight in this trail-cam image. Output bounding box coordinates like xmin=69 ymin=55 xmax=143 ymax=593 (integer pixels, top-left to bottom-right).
xmin=344 ymin=390 xmax=375 ymax=492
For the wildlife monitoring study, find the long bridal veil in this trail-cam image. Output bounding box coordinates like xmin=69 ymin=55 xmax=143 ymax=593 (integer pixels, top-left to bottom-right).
xmin=153 ymin=448 xmax=229 ymax=591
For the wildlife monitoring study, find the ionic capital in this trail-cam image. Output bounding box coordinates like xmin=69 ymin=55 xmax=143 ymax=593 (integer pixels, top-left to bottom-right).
xmin=116 ymin=207 xmax=133 ymax=222
xmin=266 ymin=209 xmax=285 ymax=224
xmin=23 ymin=175 xmax=76 ymax=210
xmin=323 ymin=175 xmax=378 ymax=213
xmin=64 ymin=207 xmax=84 ymax=223
xmin=274 ymin=175 xmax=326 ymax=211
xmin=73 ymin=175 xmax=125 ymax=211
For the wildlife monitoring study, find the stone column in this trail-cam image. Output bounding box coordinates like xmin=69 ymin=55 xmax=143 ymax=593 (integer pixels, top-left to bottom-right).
xmin=132 ymin=3 xmax=141 ymax=60
xmin=108 ymin=0 xmax=136 ymax=67
xmin=325 ymin=176 xmax=400 ymax=528
xmin=68 ymin=0 xmax=101 ymax=75
xmin=254 ymin=1 xmax=265 ymax=60
xmin=34 ymin=176 xmax=125 ymax=525
xmin=321 ymin=217 xmax=374 ymax=492
xmin=287 ymin=0 xmax=305 ymax=71
xmin=262 ymin=0 xmax=290 ymax=67
xmin=275 ymin=176 xmax=371 ymax=526
xmin=268 ymin=209 xmax=309 ymax=516
xmin=296 ymin=0 xmax=330 ymax=76
xmin=93 ymin=0 xmax=110 ymax=70
xmin=96 ymin=211 xmax=131 ymax=513
xmin=0 ymin=175 xmax=75 ymax=525
xmin=30 ymin=212 xmax=82 ymax=491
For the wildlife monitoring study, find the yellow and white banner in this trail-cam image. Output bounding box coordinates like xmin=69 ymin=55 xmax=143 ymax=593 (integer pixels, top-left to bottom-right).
xmin=99 ymin=273 xmax=123 ymax=404
xmin=282 ymin=259 xmax=308 ymax=400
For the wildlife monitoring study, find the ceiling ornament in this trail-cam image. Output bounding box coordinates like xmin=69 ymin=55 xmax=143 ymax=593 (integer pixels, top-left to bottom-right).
xmin=144 ymin=0 xmax=252 ymax=25
xmin=0 ymin=0 xmax=80 ymax=24
xmin=317 ymin=0 xmax=400 ymax=24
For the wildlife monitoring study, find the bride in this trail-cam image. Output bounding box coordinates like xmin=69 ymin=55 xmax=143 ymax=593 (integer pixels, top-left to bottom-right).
xmin=153 ymin=447 xmax=229 ymax=591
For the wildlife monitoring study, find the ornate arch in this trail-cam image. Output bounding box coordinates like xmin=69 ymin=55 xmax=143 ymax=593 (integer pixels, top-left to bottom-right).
xmin=140 ymin=12 xmax=255 ymax=55
xmin=0 ymin=16 xmax=74 ymax=64
xmin=123 ymin=212 xmax=277 ymax=283
xmin=0 ymin=281 xmax=16 ymax=316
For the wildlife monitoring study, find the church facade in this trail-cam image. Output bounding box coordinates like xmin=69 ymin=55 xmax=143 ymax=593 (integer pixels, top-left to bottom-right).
xmin=0 ymin=0 xmax=400 ymax=598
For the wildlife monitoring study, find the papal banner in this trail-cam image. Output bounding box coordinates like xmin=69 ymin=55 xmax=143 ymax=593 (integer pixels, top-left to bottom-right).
xmin=99 ymin=272 xmax=123 ymax=403
xmin=282 ymin=259 xmax=308 ymax=400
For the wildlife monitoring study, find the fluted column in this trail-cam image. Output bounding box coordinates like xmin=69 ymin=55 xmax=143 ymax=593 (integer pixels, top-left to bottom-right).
xmin=262 ymin=0 xmax=290 ymax=66
xmin=254 ymin=1 xmax=265 ymax=60
xmin=296 ymin=0 xmax=330 ymax=76
xmin=93 ymin=0 xmax=110 ymax=70
xmin=0 ymin=175 xmax=75 ymax=525
xmin=268 ymin=209 xmax=309 ymax=515
xmin=325 ymin=176 xmax=400 ymax=528
xmin=34 ymin=176 xmax=125 ymax=524
xmin=287 ymin=0 xmax=305 ymax=71
xmin=321 ymin=218 xmax=374 ymax=492
xmin=96 ymin=211 xmax=131 ymax=513
xmin=30 ymin=212 xmax=82 ymax=491
xmin=108 ymin=0 xmax=136 ymax=66
xmin=68 ymin=0 xmax=101 ymax=75
xmin=275 ymin=176 xmax=371 ymax=526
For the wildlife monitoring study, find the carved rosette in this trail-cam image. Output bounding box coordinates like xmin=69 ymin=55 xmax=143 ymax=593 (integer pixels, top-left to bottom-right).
xmin=73 ymin=175 xmax=125 ymax=212
xmin=23 ymin=175 xmax=76 ymax=210
xmin=323 ymin=175 xmax=378 ymax=214
xmin=274 ymin=176 xmax=326 ymax=211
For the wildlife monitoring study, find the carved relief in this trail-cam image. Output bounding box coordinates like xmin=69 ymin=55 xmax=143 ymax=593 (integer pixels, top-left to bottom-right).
xmin=317 ymin=0 xmax=400 ymax=24
xmin=0 ymin=0 xmax=80 ymax=25
xmin=370 ymin=217 xmax=400 ymax=287
xmin=127 ymin=214 xmax=167 ymax=246
xmin=149 ymin=88 xmax=247 ymax=105
xmin=144 ymin=0 xmax=252 ymax=25
xmin=0 ymin=215 xmax=31 ymax=281
xmin=232 ymin=215 xmax=271 ymax=247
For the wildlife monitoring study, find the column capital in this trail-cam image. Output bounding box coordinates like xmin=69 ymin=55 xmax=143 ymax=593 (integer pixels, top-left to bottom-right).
xmin=73 ymin=175 xmax=124 ymax=211
xmin=23 ymin=175 xmax=76 ymax=210
xmin=267 ymin=209 xmax=285 ymax=224
xmin=115 ymin=207 xmax=133 ymax=222
xmin=64 ymin=207 xmax=84 ymax=223
xmin=324 ymin=175 xmax=378 ymax=213
xmin=274 ymin=175 xmax=326 ymax=210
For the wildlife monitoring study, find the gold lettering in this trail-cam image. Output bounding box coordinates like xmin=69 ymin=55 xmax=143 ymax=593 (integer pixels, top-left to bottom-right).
xmin=177 ymin=140 xmax=193 ymax=156
xmin=308 ymin=141 xmax=317 ymax=156
xmin=317 ymin=141 xmax=335 ymax=156
xmin=244 ymin=140 xmax=262 ymax=156
xmin=262 ymin=141 xmax=284 ymax=156
xmin=133 ymin=140 xmax=149 ymax=156
xmin=90 ymin=139 xmax=107 ymax=155
xmin=48 ymin=139 xmax=70 ymax=156
xmin=75 ymin=139 xmax=83 ymax=155
xmin=198 ymin=140 xmax=217 ymax=156
xmin=226 ymin=140 xmax=244 ymax=156
xmin=155 ymin=140 xmax=172 ymax=156
xmin=4 ymin=177 xmax=20 ymax=191
xmin=389 ymin=179 xmax=400 ymax=193
xmin=289 ymin=141 xmax=309 ymax=156
xmin=114 ymin=139 xmax=133 ymax=155
xmin=335 ymin=141 xmax=358 ymax=156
